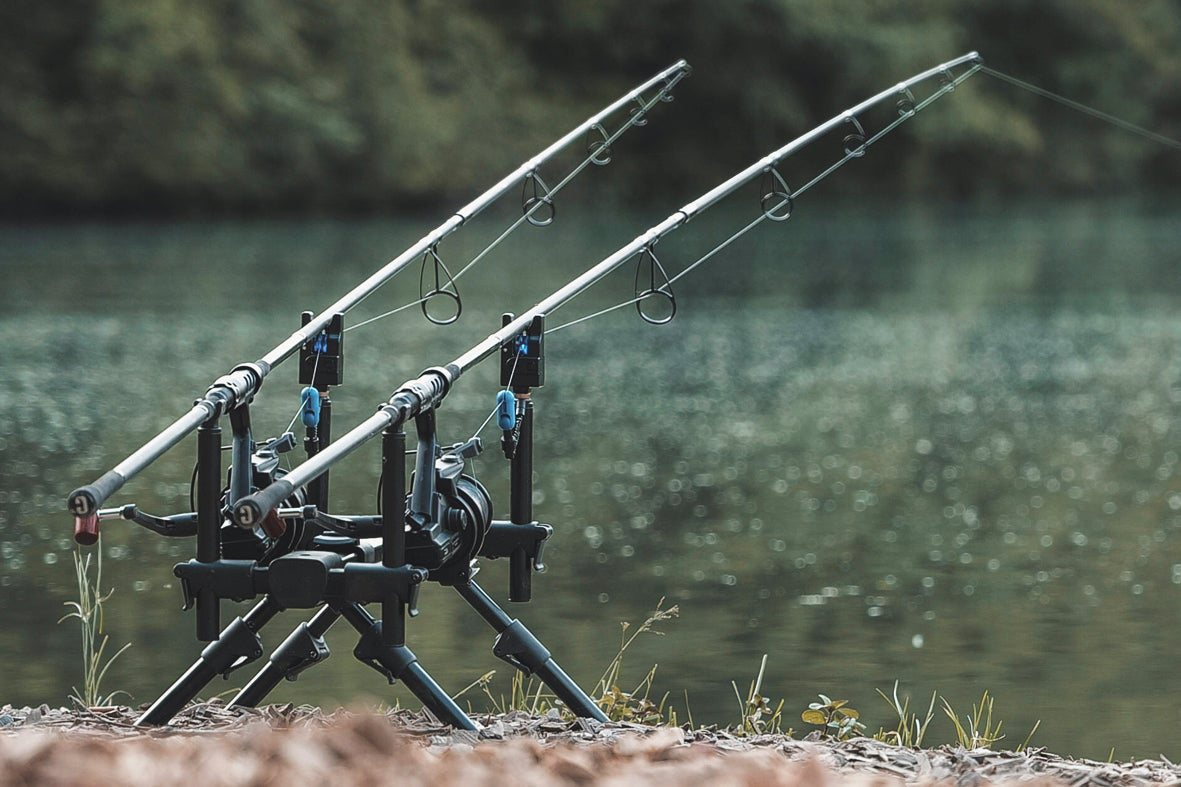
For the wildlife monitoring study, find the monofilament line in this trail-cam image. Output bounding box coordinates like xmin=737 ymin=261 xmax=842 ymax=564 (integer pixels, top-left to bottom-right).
xmin=344 ymin=298 xmax=428 ymax=333
xmin=982 ymin=66 xmax=1181 ymax=152
xmin=546 ymin=208 xmax=774 ymax=335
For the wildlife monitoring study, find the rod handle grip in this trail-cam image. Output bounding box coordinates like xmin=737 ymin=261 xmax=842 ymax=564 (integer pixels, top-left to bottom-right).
xmin=232 ymin=480 xmax=295 ymax=530
xmin=74 ymin=514 xmax=100 ymax=545
xmin=67 ymin=471 xmax=126 ymax=518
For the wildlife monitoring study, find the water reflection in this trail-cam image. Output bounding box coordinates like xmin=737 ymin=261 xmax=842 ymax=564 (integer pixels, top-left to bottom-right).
xmin=2 ymin=198 xmax=1181 ymax=759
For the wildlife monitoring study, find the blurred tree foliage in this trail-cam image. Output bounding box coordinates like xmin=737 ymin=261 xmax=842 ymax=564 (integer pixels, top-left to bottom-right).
xmin=0 ymin=0 xmax=1178 ymax=215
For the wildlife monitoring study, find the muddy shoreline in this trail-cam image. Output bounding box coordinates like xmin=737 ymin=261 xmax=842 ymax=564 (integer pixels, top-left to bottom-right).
xmin=1 ymin=702 xmax=1177 ymax=786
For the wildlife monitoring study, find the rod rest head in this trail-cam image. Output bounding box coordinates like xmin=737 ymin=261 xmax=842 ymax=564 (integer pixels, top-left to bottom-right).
xmin=203 ymin=362 xmax=270 ymax=419
xmin=480 ymin=521 xmax=552 ymax=570
xmin=379 ymin=365 xmax=458 ymax=424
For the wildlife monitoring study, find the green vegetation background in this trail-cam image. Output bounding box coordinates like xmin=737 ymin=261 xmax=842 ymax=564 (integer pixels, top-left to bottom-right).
xmin=2 ymin=0 xmax=1179 ymax=216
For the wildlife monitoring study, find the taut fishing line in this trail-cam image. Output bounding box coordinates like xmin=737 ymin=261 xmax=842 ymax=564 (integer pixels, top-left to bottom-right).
xmin=981 ymin=66 xmax=1181 ymax=152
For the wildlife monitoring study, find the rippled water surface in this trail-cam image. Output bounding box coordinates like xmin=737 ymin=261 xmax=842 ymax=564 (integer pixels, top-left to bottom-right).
xmin=3 ymin=198 xmax=1181 ymax=758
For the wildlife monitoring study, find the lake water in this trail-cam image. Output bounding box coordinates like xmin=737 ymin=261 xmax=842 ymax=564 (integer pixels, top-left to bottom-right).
xmin=3 ymin=196 xmax=1181 ymax=759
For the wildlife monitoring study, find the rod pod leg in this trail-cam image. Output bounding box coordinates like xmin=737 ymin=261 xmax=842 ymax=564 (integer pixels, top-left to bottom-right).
xmin=456 ymin=580 xmax=608 ymax=722
xmin=338 ymin=602 xmax=478 ymax=731
xmin=136 ymin=597 xmax=283 ymax=726
xmin=229 ymin=605 xmax=341 ymax=708
xmin=194 ymin=419 xmax=222 ymax=640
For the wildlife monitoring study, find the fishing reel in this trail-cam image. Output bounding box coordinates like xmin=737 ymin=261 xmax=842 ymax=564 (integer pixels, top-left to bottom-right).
xmin=220 ymin=431 xmax=315 ymax=561
xmin=403 ymin=437 xmax=493 ymax=575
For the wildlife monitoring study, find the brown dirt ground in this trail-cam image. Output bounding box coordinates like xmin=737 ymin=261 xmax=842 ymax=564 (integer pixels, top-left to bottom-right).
xmin=1 ymin=702 xmax=1177 ymax=786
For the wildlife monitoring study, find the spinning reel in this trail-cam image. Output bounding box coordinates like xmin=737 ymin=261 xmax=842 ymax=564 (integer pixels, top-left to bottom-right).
xmin=219 ymin=431 xmax=313 ymax=561
xmin=401 ymin=437 xmax=493 ymax=574
xmin=213 ymin=422 xmax=496 ymax=577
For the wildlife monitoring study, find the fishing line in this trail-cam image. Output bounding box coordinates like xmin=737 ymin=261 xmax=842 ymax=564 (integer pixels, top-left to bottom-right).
xmin=544 ymin=66 xmax=982 ymax=335
xmin=546 ymin=296 xmax=647 ymax=334
xmin=344 ymin=298 xmax=429 ymax=333
xmin=981 ymin=66 xmax=1181 ymax=152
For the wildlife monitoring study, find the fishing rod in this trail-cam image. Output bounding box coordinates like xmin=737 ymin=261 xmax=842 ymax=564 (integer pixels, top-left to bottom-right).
xmin=233 ymin=51 xmax=984 ymax=528
xmin=66 ymin=59 xmax=692 ymax=530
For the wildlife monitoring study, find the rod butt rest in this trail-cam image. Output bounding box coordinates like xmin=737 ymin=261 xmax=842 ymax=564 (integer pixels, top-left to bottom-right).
xmin=74 ymin=514 xmax=100 ymax=545
xmin=260 ymin=507 xmax=287 ymax=539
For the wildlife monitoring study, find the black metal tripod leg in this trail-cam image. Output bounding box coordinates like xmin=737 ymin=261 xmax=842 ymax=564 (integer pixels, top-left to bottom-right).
xmin=136 ymin=597 xmax=283 ymax=726
xmin=339 ymin=602 xmax=478 ymax=731
xmin=456 ymin=581 xmax=608 ymax=722
xmin=230 ymin=605 xmax=340 ymax=708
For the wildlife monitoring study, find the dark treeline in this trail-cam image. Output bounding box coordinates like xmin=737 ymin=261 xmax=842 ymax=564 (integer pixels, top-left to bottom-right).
xmin=1 ymin=0 xmax=1179 ymax=216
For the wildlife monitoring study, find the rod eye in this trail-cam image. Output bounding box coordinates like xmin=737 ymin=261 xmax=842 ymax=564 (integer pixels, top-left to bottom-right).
xmin=421 ymin=289 xmax=462 ymax=326
xmin=896 ymin=86 xmax=917 ymax=117
xmin=760 ymin=166 xmax=794 ymax=222
xmin=843 ymin=116 xmax=868 ymax=158
xmin=419 ymin=246 xmax=462 ymax=326
xmin=636 ymin=288 xmax=677 ymax=325
xmin=586 ymin=123 xmax=612 ymax=166
xmin=522 ymin=172 xmax=556 ymax=227
xmin=634 ymin=246 xmax=677 ymax=325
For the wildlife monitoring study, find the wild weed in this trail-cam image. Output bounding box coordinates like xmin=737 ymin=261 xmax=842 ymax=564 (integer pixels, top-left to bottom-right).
xmin=591 ymin=597 xmax=679 ymax=723
xmin=869 ymin=685 xmax=1039 ymax=751
xmin=800 ymin=693 xmax=866 ymax=741
xmin=57 ymin=543 xmax=131 ymax=708
xmin=942 ymin=690 xmax=1004 ymax=749
xmin=456 ymin=598 xmax=679 ymax=724
xmin=874 ymin=680 xmax=937 ymax=747
xmin=731 ymin=654 xmax=787 ymax=735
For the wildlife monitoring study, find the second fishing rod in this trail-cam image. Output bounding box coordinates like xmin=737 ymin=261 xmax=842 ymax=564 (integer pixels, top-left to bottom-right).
xmin=233 ymin=51 xmax=984 ymax=529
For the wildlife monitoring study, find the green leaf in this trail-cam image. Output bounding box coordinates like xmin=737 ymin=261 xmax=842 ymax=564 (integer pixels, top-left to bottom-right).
xmin=801 ymin=709 xmax=827 ymax=724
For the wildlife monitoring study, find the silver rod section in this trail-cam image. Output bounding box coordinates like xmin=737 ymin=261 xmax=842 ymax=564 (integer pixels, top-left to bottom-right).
xmin=68 ymin=61 xmax=690 ymax=517
xmin=678 ymin=51 xmax=981 ymax=223
xmin=233 ymin=52 xmax=982 ymax=526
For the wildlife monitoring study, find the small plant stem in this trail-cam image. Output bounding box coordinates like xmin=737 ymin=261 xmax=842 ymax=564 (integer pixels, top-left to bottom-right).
xmin=752 ymin=654 xmax=767 ymax=702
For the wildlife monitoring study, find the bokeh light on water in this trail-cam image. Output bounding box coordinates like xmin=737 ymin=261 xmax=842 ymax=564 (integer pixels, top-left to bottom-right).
xmin=2 ymin=197 xmax=1181 ymax=759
